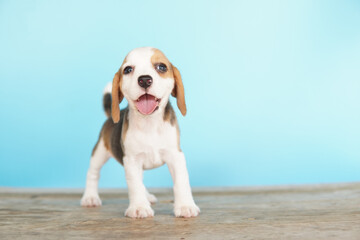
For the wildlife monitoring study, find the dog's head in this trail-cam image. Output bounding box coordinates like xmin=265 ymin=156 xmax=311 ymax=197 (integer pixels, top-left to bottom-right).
xmin=111 ymin=47 xmax=186 ymax=123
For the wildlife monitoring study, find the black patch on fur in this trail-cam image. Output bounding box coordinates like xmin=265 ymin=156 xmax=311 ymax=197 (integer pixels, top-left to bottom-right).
xmin=110 ymin=108 xmax=129 ymax=165
xmin=103 ymin=93 xmax=112 ymax=118
xmin=163 ymin=101 xmax=177 ymax=126
xmin=92 ymin=107 xmax=128 ymax=166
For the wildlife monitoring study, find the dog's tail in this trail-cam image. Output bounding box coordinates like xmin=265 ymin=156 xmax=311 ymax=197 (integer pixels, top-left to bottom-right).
xmin=103 ymin=82 xmax=112 ymax=118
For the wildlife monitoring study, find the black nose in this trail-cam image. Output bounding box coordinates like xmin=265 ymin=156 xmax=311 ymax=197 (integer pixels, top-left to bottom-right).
xmin=138 ymin=75 xmax=153 ymax=89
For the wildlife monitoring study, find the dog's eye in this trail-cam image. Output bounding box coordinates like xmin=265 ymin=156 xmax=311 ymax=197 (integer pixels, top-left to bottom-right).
xmin=123 ymin=66 xmax=133 ymax=74
xmin=156 ymin=63 xmax=167 ymax=73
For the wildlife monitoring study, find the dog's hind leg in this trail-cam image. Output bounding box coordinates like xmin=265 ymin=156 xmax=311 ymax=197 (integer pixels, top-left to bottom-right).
xmin=81 ymin=138 xmax=110 ymax=207
xmin=146 ymin=189 xmax=157 ymax=204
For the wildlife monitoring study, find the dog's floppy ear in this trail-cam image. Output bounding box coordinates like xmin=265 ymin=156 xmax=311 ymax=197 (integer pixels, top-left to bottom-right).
xmin=111 ymin=71 xmax=124 ymax=123
xmin=171 ymin=65 xmax=187 ymax=116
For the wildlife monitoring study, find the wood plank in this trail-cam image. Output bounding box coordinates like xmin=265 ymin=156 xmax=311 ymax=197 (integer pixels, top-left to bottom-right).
xmin=1 ymin=183 xmax=360 ymax=239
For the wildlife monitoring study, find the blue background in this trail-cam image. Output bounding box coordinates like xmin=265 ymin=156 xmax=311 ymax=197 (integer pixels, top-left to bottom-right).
xmin=1 ymin=0 xmax=359 ymax=188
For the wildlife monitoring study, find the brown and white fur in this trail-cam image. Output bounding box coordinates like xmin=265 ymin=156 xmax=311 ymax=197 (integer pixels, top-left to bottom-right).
xmin=81 ymin=47 xmax=200 ymax=218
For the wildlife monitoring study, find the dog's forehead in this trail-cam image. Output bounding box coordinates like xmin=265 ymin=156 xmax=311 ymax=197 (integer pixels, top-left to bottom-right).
xmin=125 ymin=47 xmax=154 ymax=65
xmin=123 ymin=47 xmax=170 ymax=66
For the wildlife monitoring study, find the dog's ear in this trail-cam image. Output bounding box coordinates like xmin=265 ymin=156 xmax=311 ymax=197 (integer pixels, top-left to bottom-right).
xmin=111 ymin=71 xmax=124 ymax=123
xmin=171 ymin=65 xmax=187 ymax=116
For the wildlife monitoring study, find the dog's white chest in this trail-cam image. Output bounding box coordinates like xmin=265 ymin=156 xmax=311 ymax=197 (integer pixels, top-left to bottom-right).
xmin=123 ymin=119 xmax=178 ymax=169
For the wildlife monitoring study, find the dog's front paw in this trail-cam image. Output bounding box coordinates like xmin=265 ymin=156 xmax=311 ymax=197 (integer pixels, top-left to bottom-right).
xmin=81 ymin=193 xmax=102 ymax=207
xmin=174 ymin=204 xmax=200 ymax=218
xmin=125 ymin=204 xmax=154 ymax=218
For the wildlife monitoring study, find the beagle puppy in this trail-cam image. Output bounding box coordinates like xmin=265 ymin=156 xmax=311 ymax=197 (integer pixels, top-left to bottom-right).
xmin=81 ymin=47 xmax=200 ymax=218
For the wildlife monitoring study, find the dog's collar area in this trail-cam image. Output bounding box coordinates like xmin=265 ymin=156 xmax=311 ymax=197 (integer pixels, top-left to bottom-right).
xmin=135 ymin=94 xmax=160 ymax=115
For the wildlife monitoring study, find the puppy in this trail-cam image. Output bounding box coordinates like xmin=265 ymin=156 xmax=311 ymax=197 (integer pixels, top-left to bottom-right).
xmin=81 ymin=47 xmax=200 ymax=218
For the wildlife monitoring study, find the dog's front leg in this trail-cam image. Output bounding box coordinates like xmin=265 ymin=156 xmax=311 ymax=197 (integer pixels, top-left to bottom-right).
xmin=123 ymin=156 xmax=154 ymax=218
xmin=164 ymin=150 xmax=200 ymax=218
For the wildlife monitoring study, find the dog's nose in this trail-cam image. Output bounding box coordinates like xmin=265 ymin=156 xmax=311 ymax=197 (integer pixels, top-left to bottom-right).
xmin=138 ymin=75 xmax=153 ymax=89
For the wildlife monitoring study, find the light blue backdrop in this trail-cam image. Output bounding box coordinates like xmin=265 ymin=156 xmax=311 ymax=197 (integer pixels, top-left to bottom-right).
xmin=1 ymin=0 xmax=359 ymax=188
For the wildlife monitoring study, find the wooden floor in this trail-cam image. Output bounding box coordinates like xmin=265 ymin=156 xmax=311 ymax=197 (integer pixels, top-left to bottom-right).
xmin=1 ymin=183 xmax=360 ymax=240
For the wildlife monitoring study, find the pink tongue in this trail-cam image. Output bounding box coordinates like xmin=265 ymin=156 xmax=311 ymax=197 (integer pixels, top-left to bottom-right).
xmin=135 ymin=94 xmax=158 ymax=115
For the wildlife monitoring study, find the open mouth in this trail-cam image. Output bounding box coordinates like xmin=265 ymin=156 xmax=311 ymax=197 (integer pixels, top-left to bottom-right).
xmin=135 ymin=94 xmax=160 ymax=115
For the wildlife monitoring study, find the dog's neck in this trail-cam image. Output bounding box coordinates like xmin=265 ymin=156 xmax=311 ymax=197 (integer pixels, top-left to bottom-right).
xmin=127 ymin=104 xmax=166 ymax=132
